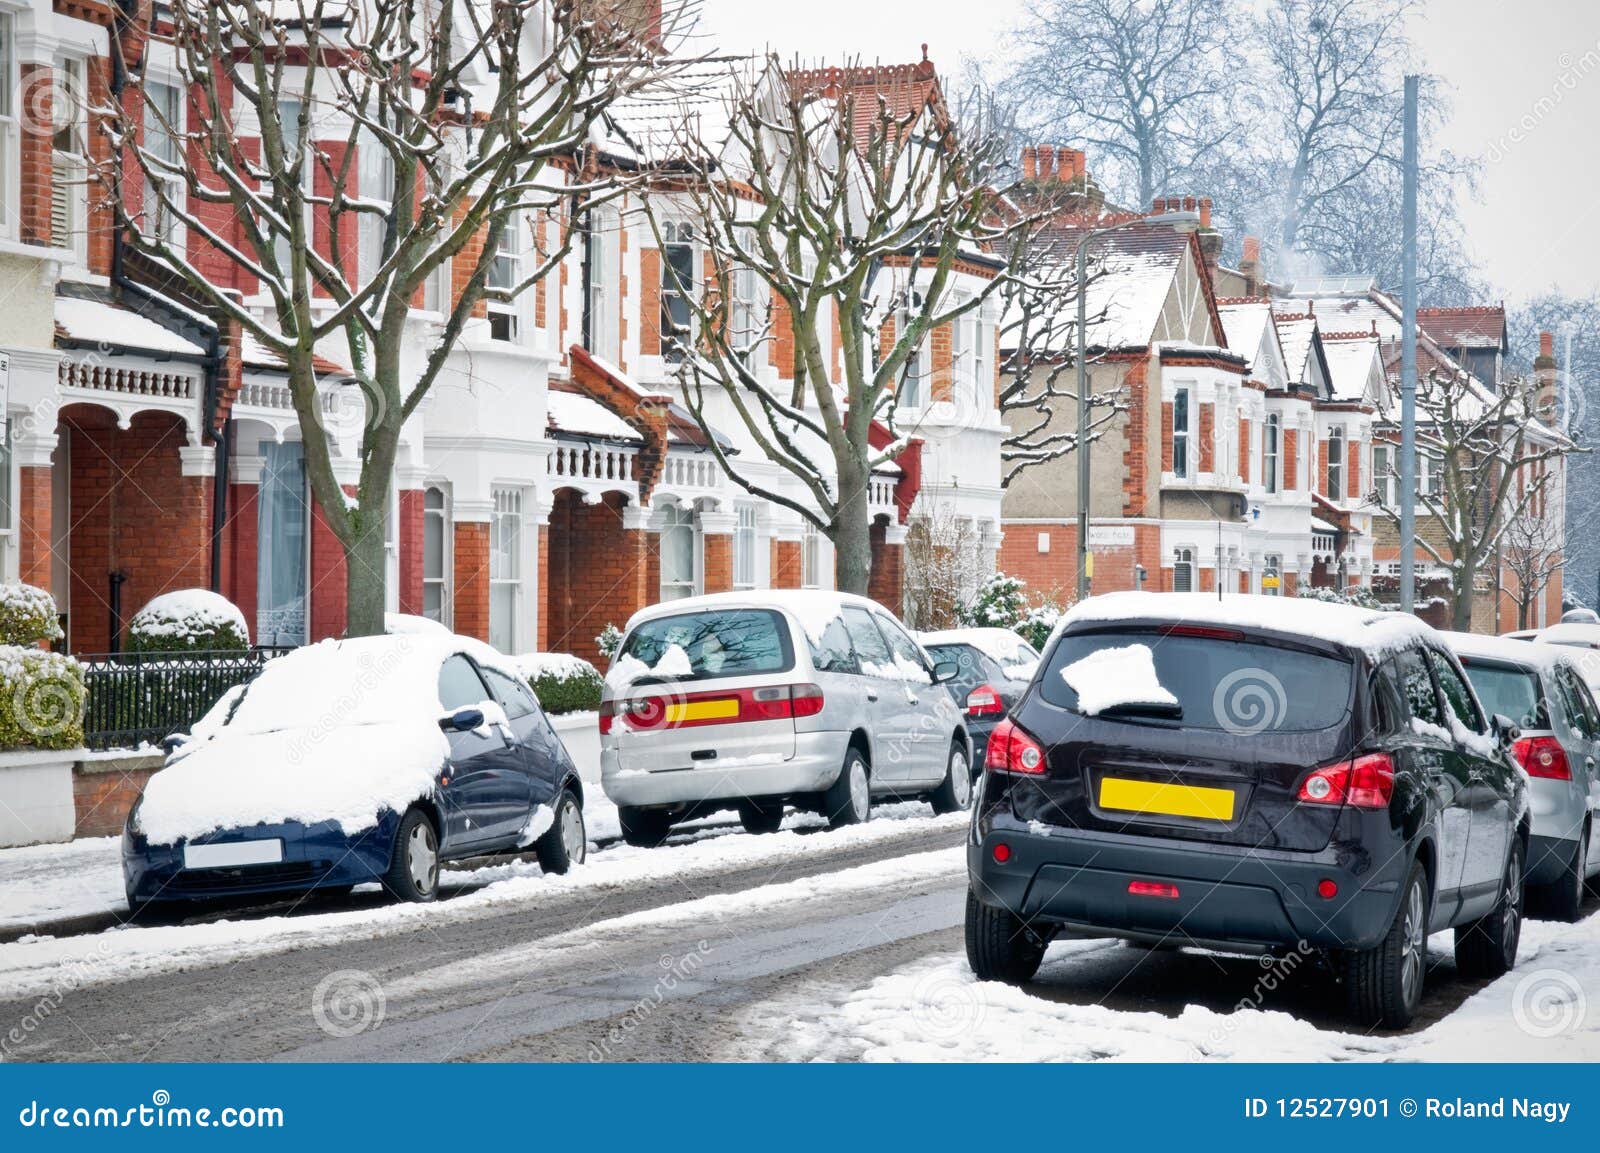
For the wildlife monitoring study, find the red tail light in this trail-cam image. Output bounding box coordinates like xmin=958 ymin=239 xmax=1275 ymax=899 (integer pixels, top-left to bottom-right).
xmin=1128 ymin=880 xmax=1180 ymax=899
xmin=984 ymin=718 xmax=1047 ymax=775
xmin=1513 ymin=735 xmax=1571 ymax=780
xmin=601 ymin=684 xmax=824 ymax=733
xmin=1297 ymin=751 xmax=1394 ymax=809
xmin=966 ymin=684 xmax=1005 ymax=718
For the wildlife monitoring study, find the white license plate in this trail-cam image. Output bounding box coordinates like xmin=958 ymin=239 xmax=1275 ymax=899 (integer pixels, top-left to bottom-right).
xmin=183 ymin=839 xmax=284 ymax=870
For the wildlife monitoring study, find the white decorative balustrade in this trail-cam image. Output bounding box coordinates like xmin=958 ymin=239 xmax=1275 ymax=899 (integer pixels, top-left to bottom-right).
xmin=868 ymin=472 xmax=899 ymax=515
xmin=59 ymin=358 xmax=199 ymax=402
xmin=656 ymin=451 xmax=725 ymax=505
xmin=548 ymin=440 xmax=640 ymax=503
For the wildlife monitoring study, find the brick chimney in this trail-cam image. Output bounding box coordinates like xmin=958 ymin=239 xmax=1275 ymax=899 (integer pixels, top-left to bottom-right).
xmin=1196 ymin=196 xmax=1222 ymax=279
xmin=1037 ymin=145 xmax=1055 ymax=182
xmin=1240 ymin=236 xmax=1261 ymax=295
xmin=1021 ymin=145 xmax=1037 ymax=180
xmin=1534 ymin=330 xmax=1559 ymax=422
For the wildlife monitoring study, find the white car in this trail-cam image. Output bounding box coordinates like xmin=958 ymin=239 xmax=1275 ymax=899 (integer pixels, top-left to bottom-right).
xmin=598 ymin=590 xmax=972 ymax=845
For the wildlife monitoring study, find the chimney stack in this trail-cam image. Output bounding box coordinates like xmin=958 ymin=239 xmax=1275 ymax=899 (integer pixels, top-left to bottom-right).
xmin=1535 ymin=330 xmax=1559 ymax=420
xmin=1037 ymin=145 xmax=1056 ymax=182
xmin=1021 ymin=146 xmax=1037 ymax=180
xmin=1241 ymin=235 xmax=1261 ymax=295
xmin=1196 ymin=196 xmax=1222 ymax=279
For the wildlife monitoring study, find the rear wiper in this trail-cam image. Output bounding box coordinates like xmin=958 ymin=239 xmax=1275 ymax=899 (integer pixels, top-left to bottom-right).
xmin=1097 ymin=701 xmax=1183 ymax=720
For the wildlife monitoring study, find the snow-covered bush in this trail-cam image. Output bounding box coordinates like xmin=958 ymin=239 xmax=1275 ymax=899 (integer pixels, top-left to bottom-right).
xmin=514 ymin=653 xmax=602 ymax=715
xmin=960 ymin=573 xmax=1028 ymax=630
xmin=126 ymin=590 xmax=250 ymax=654
xmin=0 ymin=646 xmax=85 ymax=750
xmin=595 ymin=623 xmax=624 ymax=661
xmin=0 ymin=582 xmax=63 ymax=646
xmin=1016 ymin=600 xmax=1066 ymax=650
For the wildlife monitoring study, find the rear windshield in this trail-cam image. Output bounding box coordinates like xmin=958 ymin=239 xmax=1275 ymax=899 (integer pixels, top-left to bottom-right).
xmin=620 ymin=609 xmax=793 ymax=682
xmin=1040 ymin=628 xmax=1354 ymax=731
xmin=1459 ymin=661 xmax=1546 ymax=729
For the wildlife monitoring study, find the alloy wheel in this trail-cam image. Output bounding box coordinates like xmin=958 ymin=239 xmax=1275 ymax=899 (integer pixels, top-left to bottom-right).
xmin=951 ymin=751 xmax=971 ymax=808
xmin=559 ymin=796 xmax=586 ymax=864
xmin=1400 ymin=876 xmax=1426 ymax=1008
xmin=409 ymin=822 xmax=439 ymax=896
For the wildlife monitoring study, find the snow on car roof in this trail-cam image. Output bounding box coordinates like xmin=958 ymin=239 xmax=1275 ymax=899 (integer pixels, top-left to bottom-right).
xmin=1441 ymin=630 xmax=1573 ymax=669
xmin=1060 ymin=592 xmax=1433 ymax=655
xmin=1537 ymin=622 xmax=1600 ymax=649
xmin=918 ymin=627 xmax=1036 ymax=661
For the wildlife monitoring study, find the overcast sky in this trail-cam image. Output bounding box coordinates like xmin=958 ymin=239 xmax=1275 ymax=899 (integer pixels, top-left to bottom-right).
xmin=694 ymin=0 xmax=1600 ymax=306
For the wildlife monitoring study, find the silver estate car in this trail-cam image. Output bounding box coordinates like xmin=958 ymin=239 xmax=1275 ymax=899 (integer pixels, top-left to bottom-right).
xmin=599 ymin=590 xmax=972 ymax=846
xmin=1446 ymin=631 xmax=1600 ymax=920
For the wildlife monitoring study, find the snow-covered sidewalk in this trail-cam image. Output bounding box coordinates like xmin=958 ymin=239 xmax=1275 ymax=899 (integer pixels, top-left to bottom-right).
xmin=737 ymin=915 xmax=1600 ymax=1062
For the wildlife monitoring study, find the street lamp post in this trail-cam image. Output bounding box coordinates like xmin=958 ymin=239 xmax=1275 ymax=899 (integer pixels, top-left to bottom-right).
xmin=1074 ymin=210 xmax=1200 ymax=601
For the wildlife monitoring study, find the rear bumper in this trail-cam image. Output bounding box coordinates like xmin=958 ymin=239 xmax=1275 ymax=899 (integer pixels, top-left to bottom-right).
xmin=1528 ymin=832 xmax=1578 ymax=886
xmin=968 ymin=811 xmax=1408 ymax=952
xmin=600 ymin=730 xmax=847 ymax=808
xmin=123 ymin=813 xmax=399 ymax=904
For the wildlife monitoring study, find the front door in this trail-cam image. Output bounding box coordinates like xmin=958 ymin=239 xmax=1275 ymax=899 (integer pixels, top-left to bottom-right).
xmin=437 ymin=654 xmax=531 ymax=849
xmin=256 ymin=441 xmax=308 ymax=646
xmin=1430 ymin=649 xmax=1510 ymax=900
xmin=841 ymin=606 xmax=916 ymax=784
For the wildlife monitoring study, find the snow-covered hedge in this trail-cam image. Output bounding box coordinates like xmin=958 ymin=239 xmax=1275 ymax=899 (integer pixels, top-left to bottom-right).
xmin=0 ymin=646 xmax=85 ymax=750
xmin=0 ymin=582 xmax=63 ymax=646
xmin=960 ymin=572 xmax=1069 ymax=651
xmin=515 ymin=652 xmax=602 ymax=715
xmin=126 ymin=590 xmax=250 ymax=654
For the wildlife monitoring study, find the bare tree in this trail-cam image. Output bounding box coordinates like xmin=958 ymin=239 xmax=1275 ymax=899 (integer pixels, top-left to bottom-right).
xmin=996 ymin=239 xmax=1124 ymax=485
xmin=1501 ymin=508 xmax=1565 ymax=631
xmin=1372 ymin=369 xmax=1570 ymax=631
xmin=649 ymin=58 xmax=1031 ymax=595
xmin=902 ymin=509 xmax=987 ymax=630
xmin=109 ymin=0 xmax=692 ymax=635
xmin=1002 ymin=0 xmax=1239 ymax=209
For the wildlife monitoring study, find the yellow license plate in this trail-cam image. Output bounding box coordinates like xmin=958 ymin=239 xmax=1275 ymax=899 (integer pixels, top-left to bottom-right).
xmin=665 ymin=697 xmax=741 ymax=724
xmin=1098 ymin=777 xmax=1235 ymax=821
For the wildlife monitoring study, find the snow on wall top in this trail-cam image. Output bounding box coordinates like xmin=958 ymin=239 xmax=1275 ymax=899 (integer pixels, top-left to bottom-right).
xmin=55 ymin=296 xmax=206 ymax=358
xmin=1059 ymin=592 xmax=1433 ymax=656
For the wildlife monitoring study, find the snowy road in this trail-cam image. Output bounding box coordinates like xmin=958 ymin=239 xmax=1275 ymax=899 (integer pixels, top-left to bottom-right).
xmin=3 ymin=808 xmax=1596 ymax=1061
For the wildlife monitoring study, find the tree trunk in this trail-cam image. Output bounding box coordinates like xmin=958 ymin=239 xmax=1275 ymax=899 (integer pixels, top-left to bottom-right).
xmin=1451 ymin=562 xmax=1475 ymax=632
xmin=833 ymin=456 xmax=872 ymax=596
xmin=344 ymin=503 xmax=390 ymax=638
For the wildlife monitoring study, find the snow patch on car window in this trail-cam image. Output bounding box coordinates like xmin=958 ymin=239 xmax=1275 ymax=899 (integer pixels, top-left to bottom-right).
xmin=1411 ymin=716 xmax=1452 ymax=744
xmin=1059 ymin=644 xmax=1178 ymax=716
xmin=604 ymin=643 xmax=692 ymax=690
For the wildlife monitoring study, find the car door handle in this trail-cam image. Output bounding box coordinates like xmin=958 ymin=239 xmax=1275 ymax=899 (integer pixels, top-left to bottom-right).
xmin=866 ymin=690 xmax=879 ymax=702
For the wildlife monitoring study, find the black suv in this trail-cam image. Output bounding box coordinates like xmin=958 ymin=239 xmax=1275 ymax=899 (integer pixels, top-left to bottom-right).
xmin=966 ymin=597 xmax=1529 ymax=1027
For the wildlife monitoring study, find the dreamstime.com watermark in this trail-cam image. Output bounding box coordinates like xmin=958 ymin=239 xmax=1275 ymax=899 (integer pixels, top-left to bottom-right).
xmin=1483 ymin=39 xmax=1600 ymax=164
xmin=15 ymin=1090 xmax=284 ymax=1130
xmin=586 ymin=941 xmax=713 ymax=1060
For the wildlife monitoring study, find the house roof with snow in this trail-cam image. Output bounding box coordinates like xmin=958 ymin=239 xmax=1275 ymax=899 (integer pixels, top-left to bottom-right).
xmin=1216 ymin=298 xmax=1288 ymax=389
xmin=54 ymin=293 xmax=207 ymax=360
xmin=238 ymin=332 xmax=354 ymax=380
xmin=1416 ymin=305 xmax=1508 ymax=353
xmin=1320 ymin=333 xmax=1386 ymax=409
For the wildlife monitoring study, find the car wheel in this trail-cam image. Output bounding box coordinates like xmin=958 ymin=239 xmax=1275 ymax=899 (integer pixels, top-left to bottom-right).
xmin=737 ymin=801 xmax=785 ymax=834
xmin=1455 ymin=837 xmax=1525 ymax=980
xmin=930 ymin=741 xmax=972 ymax=815
xmin=618 ymin=806 xmax=674 ymax=848
xmin=964 ymin=888 xmax=1045 ymax=984
xmin=1539 ymin=831 xmax=1586 ymax=922
xmin=822 ymin=748 xmax=871 ymax=828
xmin=382 ymin=807 xmax=439 ymax=903
xmin=535 ymin=788 xmax=586 ymax=875
xmin=1343 ymin=860 xmax=1429 ymax=1029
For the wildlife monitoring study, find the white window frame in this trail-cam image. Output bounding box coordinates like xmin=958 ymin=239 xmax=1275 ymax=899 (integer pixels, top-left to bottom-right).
xmin=143 ymin=76 xmax=186 ymax=251
xmin=730 ymin=265 xmax=761 ymax=364
xmin=358 ymin=127 xmax=394 ymax=284
xmin=0 ymin=16 xmax=18 ymax=242
xmin=1171 ymin=386 xmax=1192 ymax=479
xmin=896 ymin=304 xmax=929 ymax=410
xmin=659 ymin=503 xmax=698 ymax=600
xmin=733 ymin=504 xmax=758 ymax=589
xmin=801 ymin=522 xmax=824 ymax=589
xmin=660 ymin=220 xmax=696 ymax=364
xmin=1373 ymin=443 xmax=1396 ymax=507
xmin=1172 ymin=546 xmax=1195 ymax=593
xmin=489 ymin=486 xmax=524 ymax=651
xmin=973 ymin=308 xmax=991 ymax=414
xmin=52 ymin=56 xmax=88 ymax=260
xmin=1326 ymin=426 xmax=1345 ymax=501
xmin=487 ymin=216 xmax=523 ymax=342
xmin=423 ymin=485 xmax=451 ymax=626
xmin=1263 ymin=413 xmax=1280 ymax=494
xmin=587 ymin=207 xmax=618 ymax=361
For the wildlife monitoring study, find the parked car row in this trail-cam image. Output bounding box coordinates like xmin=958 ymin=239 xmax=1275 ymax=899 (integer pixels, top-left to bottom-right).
xmin=121 ymin=587 xmax=1593 ymax=1034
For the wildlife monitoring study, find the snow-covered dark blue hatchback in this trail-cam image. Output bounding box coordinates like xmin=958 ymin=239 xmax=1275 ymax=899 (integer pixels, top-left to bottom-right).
xmin=123 ymin=635 xmax=587 ymax=913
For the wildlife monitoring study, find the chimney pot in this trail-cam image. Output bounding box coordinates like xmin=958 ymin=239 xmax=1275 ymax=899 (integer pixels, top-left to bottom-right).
xmin=1242 ymin=235 xmax=1261 ymax=264
xmin=1182 ymin=196 xmax=1196 ymax=213
xmin=1022 ymin=146 xmax=1036 ymax=180
xmin=1199 ymin=196 xmax=1212 ymax=229
xmin=1037 ymin=145 xmax=1055 ymax=181
xmin=1540 ymin=330 xmax=1555 ymax=358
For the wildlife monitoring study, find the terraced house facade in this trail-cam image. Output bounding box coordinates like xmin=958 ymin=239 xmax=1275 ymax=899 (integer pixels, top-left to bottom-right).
xmin=0 ymin=0 xmax=1004 ymax=663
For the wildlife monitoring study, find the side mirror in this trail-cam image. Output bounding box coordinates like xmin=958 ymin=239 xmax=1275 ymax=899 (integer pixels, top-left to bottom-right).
xmin=161 ymin=733 xmax=187 ymax=756
xmin=441 ymin=706 xmax=485 ymax=733
xmin=1492 ymin=713 xmax=1521 ymax=744
xmin=932 ymin=660 xmax=960 ymax=684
